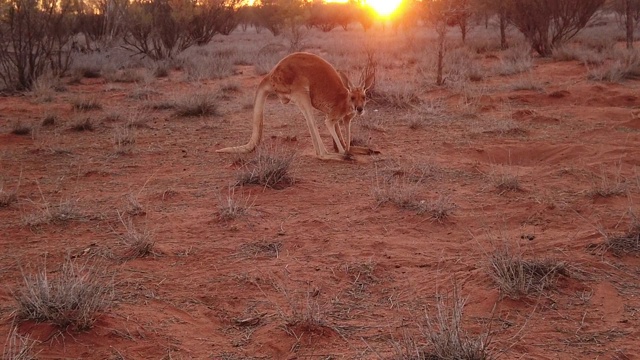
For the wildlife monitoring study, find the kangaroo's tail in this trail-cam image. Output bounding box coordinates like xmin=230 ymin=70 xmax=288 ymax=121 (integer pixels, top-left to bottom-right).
xmin=217 ymin=77 xmax=271 ymax=153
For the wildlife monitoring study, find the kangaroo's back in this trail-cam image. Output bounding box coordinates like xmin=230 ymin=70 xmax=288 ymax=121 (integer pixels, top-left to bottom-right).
xmin=270 ymin=53 xmax=349 ymax=114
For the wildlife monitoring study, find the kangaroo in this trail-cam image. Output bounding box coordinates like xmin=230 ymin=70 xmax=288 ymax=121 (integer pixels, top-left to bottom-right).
xmin=216 ymin=52 xmax=376 ymax=160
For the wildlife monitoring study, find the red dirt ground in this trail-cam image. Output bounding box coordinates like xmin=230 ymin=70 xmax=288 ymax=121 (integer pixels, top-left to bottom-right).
xmin=2 ymin=35 xmax=640 ymax=359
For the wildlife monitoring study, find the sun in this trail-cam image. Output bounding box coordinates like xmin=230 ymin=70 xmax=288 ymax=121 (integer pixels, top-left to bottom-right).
xmin=365 ymin=0 xmax=403 ymax=17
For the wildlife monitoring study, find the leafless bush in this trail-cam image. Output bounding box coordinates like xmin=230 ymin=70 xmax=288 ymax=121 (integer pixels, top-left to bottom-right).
xmin=122 ymin=0 xmax=239 ymax=60
xmin=505 ymin=0 xmax=606 ymax=57
xmin=13 ymin=257 xmax=114 ymax=331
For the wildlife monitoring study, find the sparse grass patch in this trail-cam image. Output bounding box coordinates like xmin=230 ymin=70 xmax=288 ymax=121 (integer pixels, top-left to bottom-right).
xmin=174 ymin=93 xmax=219 ymax=117
xmin=2 ymin=326 xmax=38 ymax=360
xmin=72 ymin=97 xmax=102 ymax=111
xmin=69 ymin=118 xmax=94 ymax=132
xmin=472 ymin=118 xmax=527 ymax=136
xmin=372 ymin=178 xmax=455 ymax=220
xmin=105 ymin=68 xmax=146 ymax=83
xmin=369 ymin=82 xmax=422 ymax=110
xmin=235 ymin=145 xmax=295 ymax=189
xmin=113 ymin=125 xmax=136 ymax=155
xmin=488 ymin=245 xmax=568 ymax=299
xmin=13 ymin=257 xmax=113 ymax=331
xmin=217 ymin=187 xmax=254 ymax=220
xmin=23 ymin=198 xmax=86 ymax=228
xmin=587 ymin=166 xmax=627 ymax=198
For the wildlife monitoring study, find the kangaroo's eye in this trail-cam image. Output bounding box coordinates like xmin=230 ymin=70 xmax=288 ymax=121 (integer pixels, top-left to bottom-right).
xmin=351 ymin=96 xmax=356 ymax=101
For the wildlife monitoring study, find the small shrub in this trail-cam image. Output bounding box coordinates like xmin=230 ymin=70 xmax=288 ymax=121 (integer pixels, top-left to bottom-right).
xmin=13 ymin=257 xmax=113 ymax=331
xmin=76 ymin=66 xmax=102 ymax=79
xmin=236 ymin=145 xmax=296 ymax=189
xmin=174 ymin=93 xmax=219 ymax=117
xmin=72 ymin=97 xmax=102 ymax=111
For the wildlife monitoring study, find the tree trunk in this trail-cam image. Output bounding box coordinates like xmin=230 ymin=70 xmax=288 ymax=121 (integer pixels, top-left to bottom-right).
xmin=627 ymin=0 xmax=634 ymax=49
xmin=436 ymin=22 xmax=446 ymax=86
xmin=499 ymin=9 xmax=507 ymax=50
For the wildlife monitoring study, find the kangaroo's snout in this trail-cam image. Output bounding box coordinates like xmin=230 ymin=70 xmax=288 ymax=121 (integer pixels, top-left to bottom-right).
xmin=356 ymin=106 xmax=364 ymax=114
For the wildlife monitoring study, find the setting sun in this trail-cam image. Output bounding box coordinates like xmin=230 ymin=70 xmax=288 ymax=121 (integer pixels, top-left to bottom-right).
xmin=325 ymin=0 xmax=403 ymax=18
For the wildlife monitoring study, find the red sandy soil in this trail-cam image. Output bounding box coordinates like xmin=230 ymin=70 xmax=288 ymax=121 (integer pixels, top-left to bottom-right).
xmin=1 ymin=44 xmax=640 ymax=359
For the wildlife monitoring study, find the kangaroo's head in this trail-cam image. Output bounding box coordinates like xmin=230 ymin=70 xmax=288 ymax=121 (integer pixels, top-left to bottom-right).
xmin=339 ymin=70 xmax=375 ymax=116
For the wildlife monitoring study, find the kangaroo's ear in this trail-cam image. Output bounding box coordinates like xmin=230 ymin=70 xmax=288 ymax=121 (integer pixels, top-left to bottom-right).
xmin=338 ymin=71 xmax=353 ymax=90
xmin=363 ymin=70 xmax=375 ymax=91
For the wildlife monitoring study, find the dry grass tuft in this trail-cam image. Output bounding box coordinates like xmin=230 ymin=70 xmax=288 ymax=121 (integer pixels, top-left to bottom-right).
xmin=41 ymin=114 xmax=58 ymax=127
xmin=113 ymin=125 xmax=136 ymax=155
xmin=488 ymin=246 xmax=567 ymax=299
xmin=0 ymin=190 xmax=18 ymax=207
xmin=174 ymin=93 xmax=219 ymax=117
xmin=13 ymin=257 xmax=114 ymax=331
xmin=235 ymin=145 xmax=295 ymax=189
xmin=217 ymin=187 xmax=255 ymax=220
xmin=11 ymin=123 xmax=32 ymax=136
xmin=423 ymin=289 xmax=492 ymax=360
xmin=69 ymin=118 xmax=94 ymax=132
xmin=72 ymin=97 xmax=102 ymax=111
xmin=118 ymin=212 xmax=156 ymax=260
xmin=601 ymin=219 xmax=640 ymax=256
xmin=391 ymin=287 xmax=492 ymax=360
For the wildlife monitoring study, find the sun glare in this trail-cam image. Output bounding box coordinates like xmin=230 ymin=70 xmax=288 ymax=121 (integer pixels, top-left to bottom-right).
xmin=365 ymin=0 xmax=403 ymax=17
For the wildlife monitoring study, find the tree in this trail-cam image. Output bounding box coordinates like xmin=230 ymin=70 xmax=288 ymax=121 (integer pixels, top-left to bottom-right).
xmin=505 ymin=0 xmax=605 ymax=57
xmin=480 ymin=0 xmax=510 ymax=49
xmin=0 ymin=0 xmax=76 ymax=90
